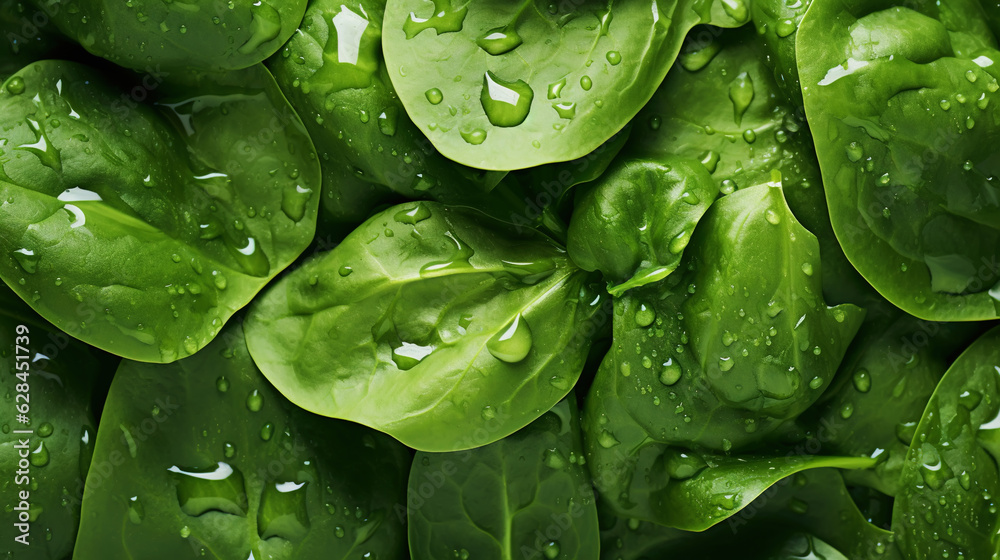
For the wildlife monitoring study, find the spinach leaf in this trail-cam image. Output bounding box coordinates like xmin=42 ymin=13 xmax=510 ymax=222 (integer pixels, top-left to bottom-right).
xmin=805 ymin=306 xmax=986 ymax=496
xmin=600 ymin=469 xmax=895 ymax=559
xmin=892 ymin=326 xmax=1000 ymax=559
xmin=582 ymin=183 xmax=866 ymax=529
xmin=0 ymin=61 xmax=320 ymax=362
xmin=0 ymin=284 xmax=103 ymax=559
xmin=245 ymin=202 xmax=606 ymax=452
xmin=567 ymin=156 xmax=719 ymax=296
xmin=629 ymin=26 xmax=872 ymax=306
xmin=73 ymin=321 xmax=409 ymax=559
xmin=381 ymin=0 xmax=750 ymax=171
xmin=34 ymin=0 xmax=305 ymax=71
xmin=0 ymin=0 xmax=64 ymax=81
xmin=798 ymin=0 xmax=1000 ymax=320
xmin=408 ymin=397 xmax=598 ymax=560
xmin=749 ymin=0 xmax=812 ymax=106
xmin=268 ymin=0 xmax=542 ymax=232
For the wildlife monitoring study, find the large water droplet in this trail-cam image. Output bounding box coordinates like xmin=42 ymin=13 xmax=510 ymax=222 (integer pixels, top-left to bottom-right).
xmin=17 ymin=117 xmax=62 ymax=171
xmin=918 ymin=444 xmax=954 ymax=490
xmin=728 ymin=73 xmax=754 ymax=126
xmin=420 ymin=231 xmax=474 ymax=276
xmin=168 ymin=462 xmax=248 ymax=516
xmin=481 ymin=71 xmax=533 ymax=127
xmin=246 ymin=389 xmax=264 ymax=412
xmin=394 ymin=203 xmax=432 ymax=225
xmin=664 ymin=449 xmax=707 ymax=480
xmin=30 ymin=441 xmax=49 ymax=467
xmin=237 ymin=1 xmax=282 ymax=55
xmin=476 ymin=26 xmax=522 ymax=55
xmin=12 ymin=249 xmax=39 ymax=274
xmin=501 ymin=258 xmax=556 ymax=285
xmin=659 ymin=359 xmax=681 ymax=385
xmin=258 ymin=480 xmax=311 ymax=541
xmin=487 ymin=313 xmax=532 ymax=363
xmin=853 ymin=369 xmax=871 ymax=393
xmin=128 ymin=496 xmax=144 ymax=524
xmin=403 ymin=1 xmax=468 ymax=39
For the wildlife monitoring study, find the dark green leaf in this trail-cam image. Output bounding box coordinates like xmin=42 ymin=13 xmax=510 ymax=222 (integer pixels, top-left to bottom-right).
xmin=0 ymin=61 xmax=320 ymax=362
xmin=582 ymin=183 xmax=866 ymax=529
xmin=73 ymin=322 xmax=409 ymax=559
xmin=245 ymin=202 xmax=606 ymax=452
xmin=381 ymin=0 xmax=749 ymax=170
xmin=408 ymin=397 xmax=598 ymax=560
xmin=36 ymin=0 xmax=306 ymax=71
xmin=0 ymin=285 xmax=104 ymax=559
xmin=892 ymin=326 xmax=1000 ymax=559
xmin=798 ymin=0 xmax=1000 ymax=320
xmin=567 ymin=156 xmax=718 ymax=296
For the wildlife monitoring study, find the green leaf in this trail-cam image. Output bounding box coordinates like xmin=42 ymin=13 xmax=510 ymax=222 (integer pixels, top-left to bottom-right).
xmin=581 ymin=183 xmax=866 ymax=528
xmin=36 ymin=0 xmax=306 ymax=71
xmin=805 ymin=306 xmax=986 ymax=496
xmin=381 ymin=0 xmax=750 ymax=170
xmin=245 ymin=202 xmax=606 ymax=452
xmin=629 ymin=26 xmax=872 ymax=305
xmin=599 ymin=469 xmax=895 ymax=559
xmin=0 ymin=61 xmax=320 ymax=362
xmin=269 ymin=0 xmax=547 ymax=231
xmin=0 ymin=0 xmax=65 ymax=81
xmin=407 ymin=397 xmax=598 ymax=560
xmin=0 ymin=284 xmax=107 ymax=559
xmin=798 ymin=0 xmax=1000 ymax=320
xmin=567 ymin=156 xmax=719 ymax=296
xmin=73 ymin=321 xmax=409 ymax=559
xmin=892 ymin=326 xmax=1000 ymax=559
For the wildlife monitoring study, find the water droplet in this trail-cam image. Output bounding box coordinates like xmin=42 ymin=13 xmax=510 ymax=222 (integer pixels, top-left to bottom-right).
xmin=765 ymin=209 xmax=781 ymax=225
xmin=403 ymin=3 xmax=468 ymax=38
xmin=966 ymin=69 xmax=978 ymax=83
xmin=36 ymin=422 xmax=53 ymax=438
xmin=606 ymin=50 xmax=621 ymax=65
xmin=664 ymin=449 xmax=707 ymax=480
xmin=216 ymin=376 xmax=230 ymax=393
xmin=718 ymin=357 xmax=734 ymax=372
xmin=878 ymin=173 xmax=891 ymax=186
xmin=669 ymin=230 xmax=690 ymax=254
xmin=598 ymin=430 xmax=620 ymax=448
xmin=580 ymin=75 xmax=593 ymax=91
xmin=476 ymin=26 xmax=522 ymax=55
xmin=939 ymin=99 xmax=951 ymax=111
xmin=542 ymin=541 xmax=561 ymax=559
xmin=260 ymin=422 xmax=274 ymax=441
xmin=224 ymin=442 xmax=236 ymax=458
xmin=17 ymin=117 xmax=61 ymax=171
xmin=420 ymin=231 xmax=475 ymax=276
xmin=967 ymin=116 xmax=976 ymax=129
xmin=180 ymin=526 xmax=191 ymax=538
xmin=544 ymin=448 xmax=566 ymax=469
xmin=552 ymin=102 xmax=576 ymax=119
xmin=808 ymin=376 xmax=823 ymax=389
xmin=258 ymin=480 xmax=311 ymax=541
xmin=700 ymin=150 xmax=720 ymax=173
xmin=742 ymin=129 xmax=756 ymax=143
xmin=919 ymin=444 xmax=954 ymax=490
xmin=547 ymin=78 xmax=566 ymax=99
xmin=728 ymin=72 xmax=754 ymax=126
xmin=128 ymin=496 xmax=144 ymax=524
xmin=678 ymin=40 xmax=722 ymax=72
xmin=5 ymin=76 xmax=25 ymax=94
xmin=775 ymin=18 xmax=796 ymax=37
xmin=338 ymin=265 xmax=353 ymax=277
xmin=12 ymin=248 xmax=38 ymax=274
xmin=840 ymin=403 xmax=854 ymax=419
xmin=246 ymin=390 xmax=263 ymax=412
xmin=237 ymin=1 xmax=283 ymax=54
xmin=30 ymin=441 xmax=49 ymax=467
xmin=487 ymin=313 xmax=532 ymax=363
xmin=845 ymin=141 xmax=863 ymax=162
xmin=635 ymin=303 xmax=655 ymax=327
xmin=425 ymin=88 xmax=444 ymax=105
xmin=378 ymin=108 xmax=398 ymax=136
xmin=394 ymin=203 xmax=432 ymax=225
xmin=481 ymin=71 xmax=533 ymax=127
xmin=658 ymin=359 xmax=682 ymax=386
xmin=460 ymin=127 xmax=488 ymax=145
xmin=853 ymin=370 xmax=871 ymax=393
